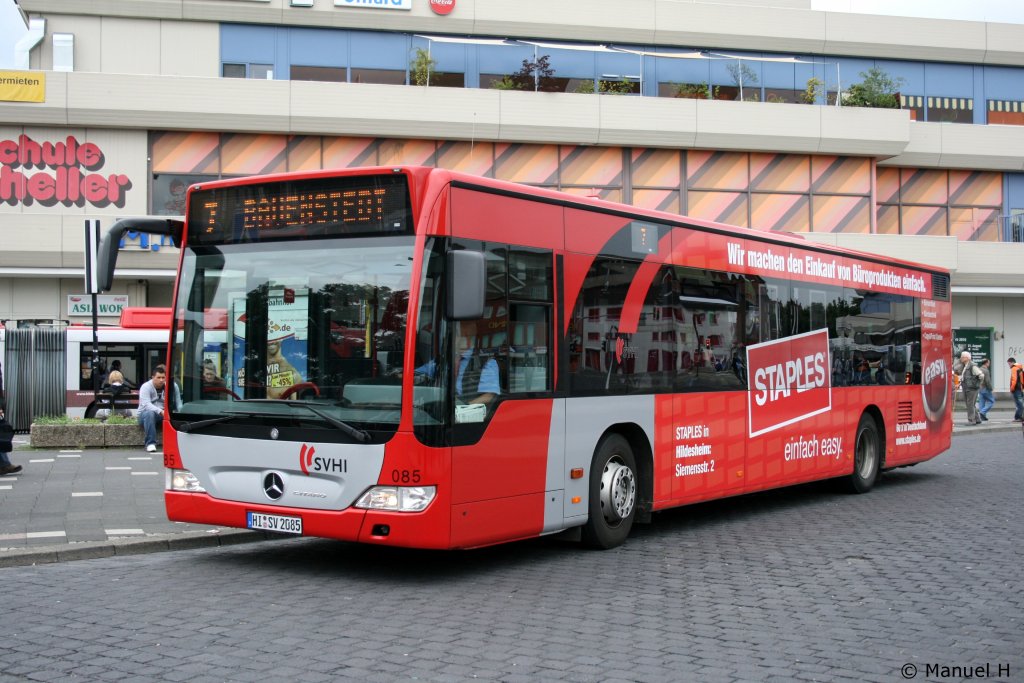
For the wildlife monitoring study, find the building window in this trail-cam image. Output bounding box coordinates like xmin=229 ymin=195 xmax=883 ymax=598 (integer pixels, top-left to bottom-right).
xmin=658 ymin=82 xmax=710 ymax=99
xmin=290 ymin=65 xmax=346 ymax=83
xmin=598 ymin=77 xmax=640 ymax=95
xmin=222 ymin=63 xmax=273 ymax=79
xmin=351 ymin=68 xmax=406 ymax=85
xmin=764 ymin=88 xmax=802 ymax=104
xmin=223 ymin=63 xmax=246 ymax=79
xmin=988 ymin=100 xmax=1024 ymax=126
xmin=152 ymin=174 xmax=218 ymax=216
xmin=428 ymin=72 xmax=465 ymax=88
xmin=927 ymin=97 xmax=972 ymax=124
xmin=900 ymin=95 xmax=924 ymax=121
xmin=249 ymin=64 xmax=273 ymax=80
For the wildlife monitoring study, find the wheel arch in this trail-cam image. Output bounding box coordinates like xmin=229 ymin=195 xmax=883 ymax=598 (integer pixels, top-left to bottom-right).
xmin=598 ymin=422 xmax=653 ymax=523
xmin=861 ymin=404 xmax=887 ymax=470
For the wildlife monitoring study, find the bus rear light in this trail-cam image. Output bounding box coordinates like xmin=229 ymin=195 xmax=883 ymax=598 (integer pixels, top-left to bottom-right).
xmin=355 ymin=486 xmax=436 ymax=512
xmin=167 ymin=469 xmax=206 ymax=493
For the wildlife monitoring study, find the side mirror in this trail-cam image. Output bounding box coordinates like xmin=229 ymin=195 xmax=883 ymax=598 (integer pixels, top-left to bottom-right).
xmin=446 ymin=250 xmax=485 ymax=320
xmin=98 ymin=217 xmax=184 ymax=291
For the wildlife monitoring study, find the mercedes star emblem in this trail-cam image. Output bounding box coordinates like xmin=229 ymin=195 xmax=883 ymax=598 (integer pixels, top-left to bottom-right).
xmin=263 ymin=472 xmax=284 ymax=500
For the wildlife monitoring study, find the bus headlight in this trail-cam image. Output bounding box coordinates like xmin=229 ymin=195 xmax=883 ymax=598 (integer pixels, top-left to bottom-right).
xmin=354 ymin=486 xmax=436 ymax=512
xmin=167 ymin=469 xmax=206 ymax=493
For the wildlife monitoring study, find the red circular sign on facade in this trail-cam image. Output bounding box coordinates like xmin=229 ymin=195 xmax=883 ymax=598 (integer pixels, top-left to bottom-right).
xmin=429 ymin=0 xmax=455 ymax=15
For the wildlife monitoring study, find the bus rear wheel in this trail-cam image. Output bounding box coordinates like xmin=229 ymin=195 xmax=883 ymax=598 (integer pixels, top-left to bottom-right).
xmin=581 ymin=434 xmax=637 ymax=549
xmin=846 ymin=413 xmax=881 ymax=494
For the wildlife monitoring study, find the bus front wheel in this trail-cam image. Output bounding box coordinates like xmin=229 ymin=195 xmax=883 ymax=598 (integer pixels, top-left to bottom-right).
xmin=846 ymin=413 xmax=881 ymax=494
xmin=581 ymin=434 xmax=637 ymax=549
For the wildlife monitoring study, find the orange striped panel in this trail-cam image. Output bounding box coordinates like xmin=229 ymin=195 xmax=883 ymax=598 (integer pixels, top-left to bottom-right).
xmin=494 ymin=144 xmax=559 ymax=184
xmin=876 ymin=204 xmax=899 ymax=235
xmin=631 ymin=149 xmax=680 ymax=188
xmin=436 ymin=141 xmax=495 ymax=177
xmin=900 ymin=206 xmax=947 ymax=236
xmin=751 ymin=193 xmax=809 ymax=232
xmin=949 ymin=170 xmax=1001 ymax=207
xmin=561 ymin=187 xmax=622 ymax=203
xmin=686 ymin=191 xmax=748 ymax=227
xmin=686 ymin=151 xmax=748 ymax=191
xmin=876 ymin=167 xmax=900 ymax=204
xmin=750 ymin=154 xmax=809 ymax=192
xmin=899 ymin=168 xmax=947 ymax=204
xmin=322 ymin=137 xmax=379 ymax=168
xmin=286 ymin=136 xmax=321 ymax=172
xmin=632 ymin=189 xmax=680 ymax=215
xmin=559 ymin=146 xmax=622 ymax=187
xmin=221 ymin=134 xmax=287 ymax=175
xmin=151 ymin=131 xmax=219 ymax=174
xmin=813 ymin=196 xmax=870 ymax=233
xmin=950 ymin=207 xmax=1000 ymax=241
xmin=811 ymin=156 xmax=870 ymax=194
xmin=379 ymin=139 xmax=436 ymax=167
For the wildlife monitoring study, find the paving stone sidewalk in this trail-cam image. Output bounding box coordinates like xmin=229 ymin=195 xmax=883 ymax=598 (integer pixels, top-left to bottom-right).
xmin=0 ymin=440 xmax=270 ymax=568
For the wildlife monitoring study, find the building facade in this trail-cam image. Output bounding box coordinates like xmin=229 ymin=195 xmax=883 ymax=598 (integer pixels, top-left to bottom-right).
xmin=2 ymin=0 xmax=1023 ymax=388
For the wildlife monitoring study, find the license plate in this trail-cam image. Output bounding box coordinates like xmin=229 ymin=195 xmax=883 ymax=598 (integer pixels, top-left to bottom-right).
xmin=247 ymin=511 xmax=303 ymax=535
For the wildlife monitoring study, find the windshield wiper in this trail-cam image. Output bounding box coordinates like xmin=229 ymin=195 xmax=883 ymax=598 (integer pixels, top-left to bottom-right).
xmin=178 ymin=411 xmax=253 ymax=434
xmin=233 ymin=399 xmax=372 ymax=443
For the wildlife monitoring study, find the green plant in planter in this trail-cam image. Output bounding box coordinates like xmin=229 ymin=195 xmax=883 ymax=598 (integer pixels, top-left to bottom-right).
xmin=33 ymin=415 xmax=103 ymax=425
xmin=599 ymin=78 xmax=636 ymax=95
xmin=674 ymin=82 xmax=709 ymax=99
xmin=801 ymin=77 xmax=824 ymax=104
xmin=843 ymin=67 xmax=904 ymax=109
xmin=574 ymin=79 xmax=596 ymax=94
xmin=410 ymin=47 xmax=436 ymax=86
xmin=492 ymin=75 xmax=522 ymax=90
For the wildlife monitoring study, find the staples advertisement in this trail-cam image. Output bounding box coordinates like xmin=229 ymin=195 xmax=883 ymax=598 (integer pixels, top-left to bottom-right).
xmin=746 ymin=329 xmax=831 ymax=437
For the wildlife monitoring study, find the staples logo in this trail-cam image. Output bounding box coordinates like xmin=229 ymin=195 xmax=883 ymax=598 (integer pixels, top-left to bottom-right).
xmin=299 ymin=443 xmax=347 ymax=476
xmin=747 ymin=329 xmax=831 ymax=437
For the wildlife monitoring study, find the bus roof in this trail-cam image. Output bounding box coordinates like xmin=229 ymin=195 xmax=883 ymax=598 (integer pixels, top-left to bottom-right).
xmin=184 ymin=165 xmax=948 ymax=279
xmin=119 ymin=307 xmax=171 ymax=329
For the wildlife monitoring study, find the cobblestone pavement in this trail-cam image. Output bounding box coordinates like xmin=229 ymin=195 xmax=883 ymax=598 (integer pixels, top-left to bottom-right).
xmin=1 ymin=430 xmax=1021 ymax=682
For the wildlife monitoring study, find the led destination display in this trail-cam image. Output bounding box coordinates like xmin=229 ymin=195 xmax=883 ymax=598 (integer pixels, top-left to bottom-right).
xmin=186 ymin=174 xmax=412 ymax=245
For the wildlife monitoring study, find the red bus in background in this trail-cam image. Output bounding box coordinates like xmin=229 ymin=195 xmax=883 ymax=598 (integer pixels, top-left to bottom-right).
xmin=101 ymin=167 xmax=952 ymax=549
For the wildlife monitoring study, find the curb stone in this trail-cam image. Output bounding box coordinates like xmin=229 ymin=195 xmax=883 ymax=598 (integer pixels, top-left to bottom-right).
xmin=0 ymin=529 xmax=281 ymax=569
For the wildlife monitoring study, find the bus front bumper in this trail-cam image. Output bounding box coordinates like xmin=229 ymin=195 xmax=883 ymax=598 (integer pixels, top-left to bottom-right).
xmin=165 ymin=491 xmax=452 ymax=549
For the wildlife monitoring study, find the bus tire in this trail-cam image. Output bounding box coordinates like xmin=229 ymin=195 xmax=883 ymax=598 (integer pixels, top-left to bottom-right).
xmin=581 ymin=434 xmax=637 ymax=549
xmin=846 ymin=413 xmax=881 ymax=494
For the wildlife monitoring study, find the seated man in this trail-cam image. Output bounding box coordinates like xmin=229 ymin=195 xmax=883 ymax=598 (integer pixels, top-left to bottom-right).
xmin=137 ymin=365 xmax=167 ymax=452
xmin=412 ymin=322 xmax=501 ymax=422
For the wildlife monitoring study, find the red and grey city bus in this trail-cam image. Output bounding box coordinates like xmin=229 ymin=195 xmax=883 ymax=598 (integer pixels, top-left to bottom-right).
xmin=98 ymin=166 xmax=952 ymax=549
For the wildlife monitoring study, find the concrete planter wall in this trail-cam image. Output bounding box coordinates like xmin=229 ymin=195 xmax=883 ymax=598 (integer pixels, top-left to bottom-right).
xmin=30 ymin=423 xmax=151 ymax=449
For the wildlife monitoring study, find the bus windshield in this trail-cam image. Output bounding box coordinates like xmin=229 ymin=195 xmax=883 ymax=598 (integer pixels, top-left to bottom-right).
xmin=170 ymin=236 xmax=414 ymax=439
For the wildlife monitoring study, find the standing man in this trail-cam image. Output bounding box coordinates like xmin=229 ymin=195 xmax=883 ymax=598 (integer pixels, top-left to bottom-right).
xmin=137 ymin=364 xmax=167 ymax=452
xmin=1009 ymin=357 xmax=1024 ymax=422
xmin=976 ymin=358 xmax=994 ymax=422
xmin=953 ymin=351 xmax=983 ymax=426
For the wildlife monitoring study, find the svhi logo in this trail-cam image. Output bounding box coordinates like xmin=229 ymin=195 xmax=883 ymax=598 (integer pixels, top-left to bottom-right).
xmin=299 ymin=443 xmax=347 ymax=475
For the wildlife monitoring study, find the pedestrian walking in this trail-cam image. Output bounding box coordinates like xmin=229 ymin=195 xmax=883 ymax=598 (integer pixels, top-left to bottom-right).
xmin=953 ymin=351 xmax=983 ymax=425
xmin=1009 ymin=357 xmax=1024 ymax=422
xmin=976 ymin=358 xmax=995 ymax=421
xmin=0 ymin=406 xmax=21 ymax=475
